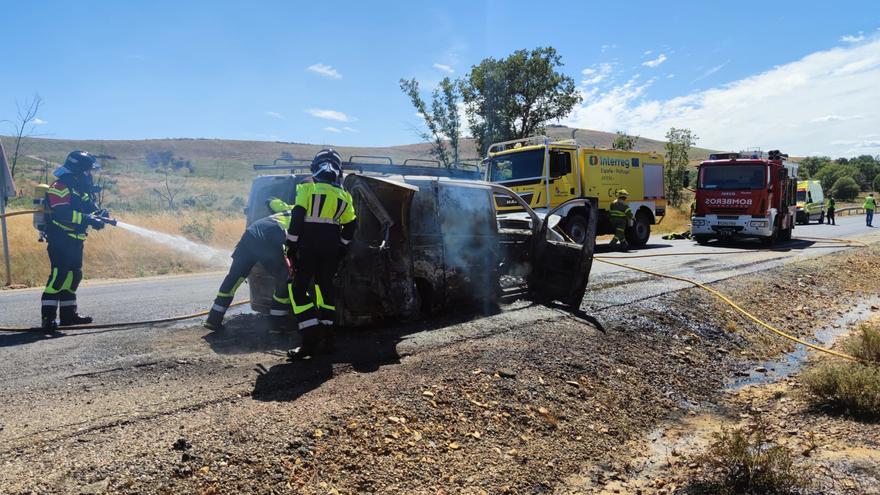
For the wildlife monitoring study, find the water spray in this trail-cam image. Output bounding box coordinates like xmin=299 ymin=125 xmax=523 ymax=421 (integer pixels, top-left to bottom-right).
xmin=115 ymin=221 xmax=231 ymax=266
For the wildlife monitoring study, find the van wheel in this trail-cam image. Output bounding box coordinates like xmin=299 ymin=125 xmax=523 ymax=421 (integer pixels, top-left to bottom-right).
xmin=563 ymin=213 xmax=589 ymax=244
xmin=819 ymin=212 xmax=825 ymax=224
xmin=625 ymin=212 xmax=651 ymax=247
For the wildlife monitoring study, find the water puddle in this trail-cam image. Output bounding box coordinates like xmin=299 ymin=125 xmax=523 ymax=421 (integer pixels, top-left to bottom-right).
xmin=727 ymin=296 xmax=880 ymax=390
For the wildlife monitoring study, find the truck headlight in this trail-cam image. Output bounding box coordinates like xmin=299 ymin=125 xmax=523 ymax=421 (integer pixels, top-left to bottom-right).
xmin=692 ymin=219 xmax=706 ymax=227
xmin=749 ymin=221 xmax=768 ymax=227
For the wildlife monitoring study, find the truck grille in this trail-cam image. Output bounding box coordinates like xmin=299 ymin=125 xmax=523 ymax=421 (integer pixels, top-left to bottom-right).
xmin=710 ymin=209 xmax=747 ymax=215
xmin=716 ymin=215 xmax=739 ymax=220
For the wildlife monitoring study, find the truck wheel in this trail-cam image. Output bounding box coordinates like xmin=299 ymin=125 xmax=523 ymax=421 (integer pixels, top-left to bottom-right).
xmin=563 ymin=213 xmax=589 ymax=244
xmin=760 ymin=227 xmax=779 ymax=246
xmin=625 ymin=212 xmax=651 ymax=247
xmin=695 ymin=236 xmax=710 ymax=245
xmin=779 ymin=227 xmax=792 ymax=241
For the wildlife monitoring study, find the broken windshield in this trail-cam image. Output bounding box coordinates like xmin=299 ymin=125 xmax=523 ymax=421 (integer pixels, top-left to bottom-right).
xmin=699 ymin=164 xmax=766 ymax=190
xmin=488 ymin=149 xmax=545 ymax=182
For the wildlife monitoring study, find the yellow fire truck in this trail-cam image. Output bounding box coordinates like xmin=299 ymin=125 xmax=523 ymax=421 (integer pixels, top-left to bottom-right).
xmin=484 ymin=136 xmax=667 ymax=247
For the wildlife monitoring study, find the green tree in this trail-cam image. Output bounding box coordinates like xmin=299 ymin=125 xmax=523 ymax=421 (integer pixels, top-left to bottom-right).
xmin=850 ymin=155 xmax=879 ymax=189
xmin=664 ymin=127 xmax=697 ymax=207
xmin=798 ymin=156 xmax=831 ymax=178
xmin=399 ymin=77 xmax=463 ymax=168
xmin=873 ymin=172 xmax=880 ymax=193
xmin=831 ymin=176 xmax=860 ymax=200
xmin=461 ymin=46 xmax=582 ymax=156
xmin=611 ymin=131 xmax=638 ymax=151
xmin=814 ymin=164 xmax=862 ymax=192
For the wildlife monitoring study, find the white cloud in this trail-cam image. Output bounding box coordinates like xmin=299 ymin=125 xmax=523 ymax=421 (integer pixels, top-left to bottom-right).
xmin=264 ymin=111 xmax=284 ymax=119
xmin=642 ymin=54 xmax=667 ymax=68
xmin=324 ymin=127 xmax=342 ymax=133
xmin=692 ymin=61 xmax=729 ymax=82
xmin=643 ymin=50 xmax=653 ymax=56
xmin=840 ymin=32 xmax=865 ymax=43
xmin=432 ymin=63 xmax=454 ymax=74
xmin=32 ymin=118 xmax=48 ymax=125
xmin=342 ymin=126 xmax=359 ymax=133
xmin=324 ymin=126 xmax=359 ymax=133
xmin=666 ymin=74 xmax=676 ymax=79
xmin=565 ymin=39 xmax=880 ymax=157
xmin=810 ymin=114 xmax=862 ymax=123
xmin=306 ymin=108 xmax=355 ymax=122
xmin=306 ymin=63 xmax=342 ymax=79
xmin=600 ymin=44 xmax=618 ymax=52
xmin=581 ymin=62 xmax=615 ymax=85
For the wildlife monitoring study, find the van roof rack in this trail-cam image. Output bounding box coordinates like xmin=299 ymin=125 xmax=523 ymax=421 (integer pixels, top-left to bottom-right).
xmin=253 ymin=154 xmax=482 ymax=180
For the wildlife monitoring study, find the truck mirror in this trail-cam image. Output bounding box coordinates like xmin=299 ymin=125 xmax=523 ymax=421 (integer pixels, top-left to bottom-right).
xmin=682 ymin=170 xmax=690 ymax=188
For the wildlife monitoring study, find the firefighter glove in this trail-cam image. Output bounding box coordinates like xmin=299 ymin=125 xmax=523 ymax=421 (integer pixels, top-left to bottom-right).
xmin=86 ymin=215 xmax=105 ymax=230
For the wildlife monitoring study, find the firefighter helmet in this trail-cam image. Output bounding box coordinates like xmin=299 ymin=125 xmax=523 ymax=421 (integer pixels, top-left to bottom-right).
xmin=617 ymin=189 xmax=629 ymax=198
xmin=63 ymin=150 xmax=99 ymax=174
xmin=310 ymin=148 xmax=342 ymax=174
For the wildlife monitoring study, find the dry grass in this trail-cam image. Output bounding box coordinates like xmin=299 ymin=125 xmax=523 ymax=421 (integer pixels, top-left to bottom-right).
xmin=0 ymin=211 xmax=244 ymax=288
xmin=685 ymin=424 xmax=809 ymax=494
xmin=802 ymin=320 xmax=880 ymax=418
xmin=654 ymin=204 xmax=692 ymax=234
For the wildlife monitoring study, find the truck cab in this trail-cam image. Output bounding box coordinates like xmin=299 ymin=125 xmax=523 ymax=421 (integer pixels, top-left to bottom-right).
xmin=484 ymin=136 xmax=666 ymax=248
xmin=692 ymin=150 xmax=798 ymax=245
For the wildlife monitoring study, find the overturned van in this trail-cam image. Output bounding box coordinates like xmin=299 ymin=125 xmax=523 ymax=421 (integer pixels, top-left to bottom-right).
xmin=244 ymin=162 xmax=598 ymax=327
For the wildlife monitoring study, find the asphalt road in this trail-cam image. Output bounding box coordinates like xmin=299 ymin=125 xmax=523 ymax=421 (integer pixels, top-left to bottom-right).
xmin=0 ymin=214 xmax=875 ymax=329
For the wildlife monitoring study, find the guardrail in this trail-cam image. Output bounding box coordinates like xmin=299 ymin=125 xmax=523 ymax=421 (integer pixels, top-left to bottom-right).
xmin=834 ymin=207 xmax=866 ymax=216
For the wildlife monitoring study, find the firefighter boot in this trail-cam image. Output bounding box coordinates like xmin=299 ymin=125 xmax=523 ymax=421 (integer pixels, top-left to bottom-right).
xmin=314 ymin=327 xmax=336 ymax=356
xmin=287 ymin=326 xmax=320 ymax=361
xmin=204 ymin=308 xmax=224 ymax=331
xmin=41 ymin=317 xmax=59 ymax=333
xmin=59 ymin=305 xmax=93 ymax=326
xmin=41 ymin=300 xmax=59 ymax=333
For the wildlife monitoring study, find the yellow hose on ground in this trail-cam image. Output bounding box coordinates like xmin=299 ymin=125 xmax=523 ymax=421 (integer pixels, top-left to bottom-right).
xmin=0 ymin=300 xmax=251 ymax=332
xmin=0 ymin=209 xmax=39 ymax=219
xmin=593 ymin=257 xmax=860 ymax=362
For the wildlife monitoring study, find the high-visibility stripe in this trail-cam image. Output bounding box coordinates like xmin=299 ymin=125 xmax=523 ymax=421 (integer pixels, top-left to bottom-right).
xmin=333 ymin=199 xmax=346 ymax=221
xmin=47 ymin=188 xmax=70 ymax=197
xmin=270 ymin=309 xmax=290 ymax=316
xmin=340 ymin=238 xmax=352 ymax=245
xmin=288 ymin=283 xmax=315 ymax=315
xmin=314 ymin=285 xmax=335 ymax=311
xmin=298 ymin=318 xmax=319 ymax=329
xmin=286 ymin=233 xmax=299 ymax=242
xmin=44 ymin=268 xmax=59 ymax=294
xmin=52 ymin=220 xmax=74 ymax=231
xmin=212 ymin=304 xmax=228 ymax=313
xmin=59 ymin=300 xmax=77 ymax=307
xmin=272 ymin=295 xmax=290 ymax=304
xmin=60 ymin=271 xmax=75 ymax=294
xmin=72 ymin=211 xmax=83 ymax=224
xmin=320 ymin=319 xmax=334 ymax=326
xmin=304 ymin=217 xmax=336 ymax=224
xmin=217 ymin=277 xmax=245 ymax=298
xmin=42 ymin=300 xmax=59 ymax=306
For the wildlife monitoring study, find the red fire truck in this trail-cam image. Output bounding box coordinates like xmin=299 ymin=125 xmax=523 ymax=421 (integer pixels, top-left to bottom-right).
xmin=691 ymin=150 xmax=798 ymax=245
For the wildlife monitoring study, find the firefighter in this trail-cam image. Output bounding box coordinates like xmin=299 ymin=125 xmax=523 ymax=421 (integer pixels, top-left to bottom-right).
xmin=286 ymin=148 xmax=357 ymax=360
xmin=41 ymin=151 xmax=106 ymax=331
xmin=865 ymin=193 xmax=876 ymax=227
xmin=205 ymin=197 xmax=294 ymax=331
xmin=826 ymin=194 xmax=836 ymax=225
xmin=608 ymin=189 xmax=633 ymax=250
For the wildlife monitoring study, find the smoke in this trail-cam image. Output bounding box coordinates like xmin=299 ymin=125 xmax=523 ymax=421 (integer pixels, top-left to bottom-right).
xmin=116 ymin=222 xmax=231 ymax=267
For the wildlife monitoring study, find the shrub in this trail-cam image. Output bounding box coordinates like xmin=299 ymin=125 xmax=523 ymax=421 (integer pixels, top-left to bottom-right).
xmin=180 ymin=217 xmax=215 ymax=243
xmin=685 ymin=424 xmax=808 ymax=495
xmin=803 ymin=323 xmax=880 ymax=418
xmin=830 ymin=176 xmax=860 ymax=201
xmin=873 ymin=172 xmax=880 ymax=195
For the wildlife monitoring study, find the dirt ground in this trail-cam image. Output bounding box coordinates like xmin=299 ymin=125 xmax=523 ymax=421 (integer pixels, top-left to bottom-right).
xmin=1 ymin=247 xmax=879 ymax=494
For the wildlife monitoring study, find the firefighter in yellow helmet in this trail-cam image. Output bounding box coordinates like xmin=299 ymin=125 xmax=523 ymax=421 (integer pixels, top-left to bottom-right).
xmin=608 ymin=189 xmax=633 ymax=250
xmin=286 ymin=148 xmax=357 ymax=360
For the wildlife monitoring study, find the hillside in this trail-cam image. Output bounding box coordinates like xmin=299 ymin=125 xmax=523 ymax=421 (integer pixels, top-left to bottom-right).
xmin=1 ymin=126 xmax=717 ymax=215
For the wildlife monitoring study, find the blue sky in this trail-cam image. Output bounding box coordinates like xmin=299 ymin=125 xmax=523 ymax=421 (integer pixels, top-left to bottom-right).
xmin=2 ymin=0 xmax=879 ymax=156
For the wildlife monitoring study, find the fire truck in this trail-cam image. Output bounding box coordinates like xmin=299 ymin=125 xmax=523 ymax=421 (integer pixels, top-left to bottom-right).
xmin=484 ymin=136 xmax=667 ymax=247
xmin=691 ymin=150 xmax=798 ymax=245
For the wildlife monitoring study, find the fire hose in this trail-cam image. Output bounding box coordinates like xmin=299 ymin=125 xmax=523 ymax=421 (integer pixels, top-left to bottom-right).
xmin=0 ymin=300 xmax=251 ymax=332
xmin=0 ymin=209 xmax=39 ymax=219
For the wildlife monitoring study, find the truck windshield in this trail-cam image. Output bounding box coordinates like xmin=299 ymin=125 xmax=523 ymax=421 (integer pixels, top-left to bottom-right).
xmin=488 ymin=149 xmax=545 ymax=182
xmin=699 ymin=164 xmax=766 ymax=190
xmin=796 ymin=190 xmax=807 ymax=202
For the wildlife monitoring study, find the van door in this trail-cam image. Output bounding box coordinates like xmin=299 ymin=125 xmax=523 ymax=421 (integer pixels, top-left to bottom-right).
xmin=528 ymin=198 xmax=598 ymax=308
